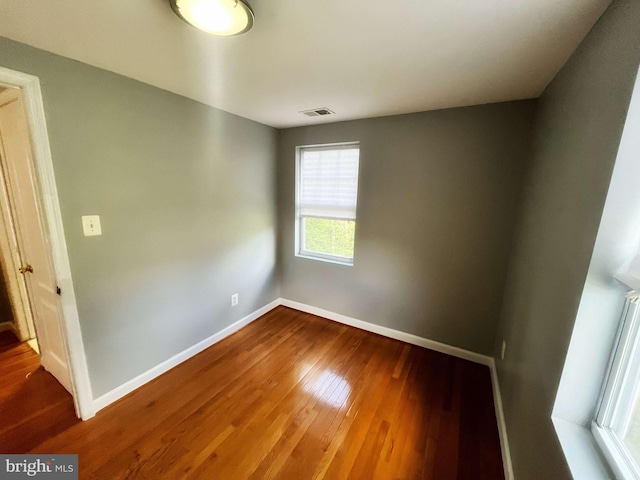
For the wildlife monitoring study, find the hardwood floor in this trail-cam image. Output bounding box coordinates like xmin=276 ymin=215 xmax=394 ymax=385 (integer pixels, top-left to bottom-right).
xmin=0 ymin=330 xmax=78 ymax=453
xmin=1 ymin=307 xmax=504 ymax=479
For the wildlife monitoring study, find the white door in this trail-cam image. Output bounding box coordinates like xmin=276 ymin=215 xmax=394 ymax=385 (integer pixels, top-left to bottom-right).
xmin=0 ymin=93 xmax=72 ymax=393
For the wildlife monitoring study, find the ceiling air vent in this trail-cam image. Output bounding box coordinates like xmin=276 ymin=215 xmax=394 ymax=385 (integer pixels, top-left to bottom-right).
xmin=300 ymin=107 xmax=335 ymax=117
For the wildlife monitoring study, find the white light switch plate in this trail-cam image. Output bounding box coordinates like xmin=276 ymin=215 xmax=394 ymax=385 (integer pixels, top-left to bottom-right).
xmin=82 ymin=215 xmax=102 ymax=236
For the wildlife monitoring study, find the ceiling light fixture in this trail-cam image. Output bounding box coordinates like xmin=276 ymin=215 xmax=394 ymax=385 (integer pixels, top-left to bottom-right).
xmin=170 ymin=0 xmax=254 ymax=36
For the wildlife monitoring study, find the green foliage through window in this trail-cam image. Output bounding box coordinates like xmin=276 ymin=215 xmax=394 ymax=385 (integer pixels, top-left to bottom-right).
xmin=302 ymin=217 xmax=355 ymax=260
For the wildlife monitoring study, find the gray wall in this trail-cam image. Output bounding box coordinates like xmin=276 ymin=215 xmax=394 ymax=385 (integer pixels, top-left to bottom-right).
xmin=555 ymin=67 xmax=640 ymax=434
xmin=493 ymin=0 xmax=640 ymax=478
xmin=278 ymin=103 xmax=535 ymax=355
xmin=0 ymin=37 xmax=279 ymax=397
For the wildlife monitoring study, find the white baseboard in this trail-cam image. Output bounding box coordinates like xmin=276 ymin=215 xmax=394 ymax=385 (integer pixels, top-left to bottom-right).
xmin=279 ymin=298 xmax=493 ymax=366
xmin=280 ymin=298 xmax=512 ymax=478
xmin=89 ymin=296 xmax=514 ymax=480
xmin=490 ymin=359 xmax=514 ymax=480
xmin=92 ymin=299 xmax=281 ymax=413
xmin=0 ymin=321 xmax=14 ymax=333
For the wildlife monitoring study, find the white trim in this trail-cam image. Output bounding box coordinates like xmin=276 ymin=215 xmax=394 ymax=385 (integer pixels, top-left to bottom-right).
xmin=279 ymin=298 xmax=493 ymax=366
xmin=296 ymin=245 xmax=354 ymax=267
xmin=489 ymin=359 xmax=514 ymax=480
xmin=0 ymin=320 xmax=14 ymax=333
xmin=89 ymin=295 xmax=513 ymax=479
xmin=596 ymin=299 xmax=640 ymax=430
xmin=591 ymin=297 xmax=640 ymax=479
xmin=592 ymin=422 xmax=637 ymax=479
xmin=553 ymin=418 xmax=613 ymax=479
xmin=92 ymin=299 xmax=281 ymax=413
xmin=295 ymin=141 xmax=361 ymax=151
xmin=27 ymin=337 xmax=39 ymax=354
xmin=0 ymin=67 xmax=94 ymax=420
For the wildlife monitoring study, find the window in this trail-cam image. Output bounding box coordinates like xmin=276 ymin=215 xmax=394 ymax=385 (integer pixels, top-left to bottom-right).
xmin=295 ymin=143 xmax=360 ymax=265
xmin=594 ymin=269 xmax=640 ymax=478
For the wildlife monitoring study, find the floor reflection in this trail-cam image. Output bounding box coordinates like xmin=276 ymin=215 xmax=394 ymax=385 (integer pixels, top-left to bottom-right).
xmin=303 ymin=369 xmax=351 ymax=409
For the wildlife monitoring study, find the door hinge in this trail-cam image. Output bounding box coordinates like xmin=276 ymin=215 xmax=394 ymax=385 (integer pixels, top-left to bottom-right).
xmin=56 ymin=286 xmax=62 ymax=296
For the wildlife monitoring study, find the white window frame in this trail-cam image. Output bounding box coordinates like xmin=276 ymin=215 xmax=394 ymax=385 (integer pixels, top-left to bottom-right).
xmin=295 ymin=142 xmax=360 ymax=266
xmin=593 ymin=296 xmax=640 ymax=479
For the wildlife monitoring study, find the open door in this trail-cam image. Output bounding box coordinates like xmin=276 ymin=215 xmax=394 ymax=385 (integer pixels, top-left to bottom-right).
xmin=0 ymin=89 xmax=72 ymax=392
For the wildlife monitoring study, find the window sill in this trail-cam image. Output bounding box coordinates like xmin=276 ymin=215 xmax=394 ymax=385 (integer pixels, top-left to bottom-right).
xmin=553 ymin=417 xmax=614 ymax=479
xmin=296 ymin=252 xmax=353 ymax=266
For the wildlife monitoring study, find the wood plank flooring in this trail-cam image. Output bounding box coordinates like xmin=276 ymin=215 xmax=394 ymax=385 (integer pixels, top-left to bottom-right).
xmin=1 ymin=306 xmax=504 ymax=479
xmin=0 ymin=330 xmax=78 ymax=453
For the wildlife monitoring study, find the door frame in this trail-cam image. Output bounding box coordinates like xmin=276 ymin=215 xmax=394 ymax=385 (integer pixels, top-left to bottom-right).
xmin=0 ymin=66 xmax=94 ymax=420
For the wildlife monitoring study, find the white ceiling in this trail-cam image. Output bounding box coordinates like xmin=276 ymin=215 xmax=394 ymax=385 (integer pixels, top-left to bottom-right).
xmin=0 ymin=0 xmax=611 ymax=128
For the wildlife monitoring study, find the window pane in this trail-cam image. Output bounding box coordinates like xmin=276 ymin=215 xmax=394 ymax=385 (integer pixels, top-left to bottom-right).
xmin=302 ymin=217 xmax=355 ymax=260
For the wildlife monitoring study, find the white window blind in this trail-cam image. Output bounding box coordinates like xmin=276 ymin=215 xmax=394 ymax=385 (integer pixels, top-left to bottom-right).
xmin=298 ymin=145 xmax=360 ymax=220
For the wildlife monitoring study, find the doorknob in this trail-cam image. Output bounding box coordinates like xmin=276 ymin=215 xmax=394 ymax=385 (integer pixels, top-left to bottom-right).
xmin=19 ymin=264 xmax=34 ymax=274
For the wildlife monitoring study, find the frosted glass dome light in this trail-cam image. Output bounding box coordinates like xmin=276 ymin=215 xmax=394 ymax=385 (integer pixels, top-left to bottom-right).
xmin=170 ymin=0 xmax=254 ymax=36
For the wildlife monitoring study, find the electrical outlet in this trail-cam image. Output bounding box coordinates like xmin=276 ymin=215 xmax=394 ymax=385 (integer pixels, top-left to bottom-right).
xmin=501 ymin=340 xmax=507 ymax=360
xmin=231 ymin=293 xmax=238 ymax=307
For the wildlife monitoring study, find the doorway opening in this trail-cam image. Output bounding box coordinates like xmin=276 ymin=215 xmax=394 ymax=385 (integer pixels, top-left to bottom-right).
xmin=0 ymin=84 xmax=81 ymax=450
xmin=0 ymin=67 xmax=93 ymax=422
xmin=0 ymin=84 xmax=71 ymax=377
